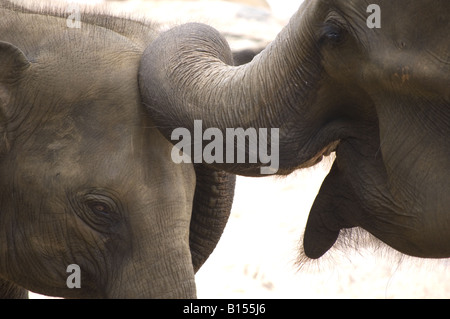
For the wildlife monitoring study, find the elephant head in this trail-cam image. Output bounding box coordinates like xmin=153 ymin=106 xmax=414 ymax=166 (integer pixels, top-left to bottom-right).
xmin=139 ymin=0 xmax=450 ymax=259
xmin=0 ymin=3 xmax=235 ymax=298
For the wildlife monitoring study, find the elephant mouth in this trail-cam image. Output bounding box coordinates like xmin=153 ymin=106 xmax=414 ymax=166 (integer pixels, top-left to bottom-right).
xmin=298 ymin=139 xmax=340 ymax=169
xmin=276 ymin=139 xmax=339 ymax=176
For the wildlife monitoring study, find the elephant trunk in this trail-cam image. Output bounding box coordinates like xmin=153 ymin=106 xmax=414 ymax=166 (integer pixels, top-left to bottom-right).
xmin=139 ymin=2 xmax=334 ymax=176
xmin=190 ymin=164 xmax=235 ymax=273
xmin=105 ymin=198 xmax=196 ymax=298
xmin=107 ymin=252 xmax=196 ymax=298
xmin=107 ymin=234 xmax=196 ymax=298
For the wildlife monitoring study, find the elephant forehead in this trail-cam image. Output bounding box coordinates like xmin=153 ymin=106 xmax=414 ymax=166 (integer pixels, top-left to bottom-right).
xmin=29 ymin=46 xmax=141 ymax=102
xmin=1 ymin=8 xmax=143 ymax=95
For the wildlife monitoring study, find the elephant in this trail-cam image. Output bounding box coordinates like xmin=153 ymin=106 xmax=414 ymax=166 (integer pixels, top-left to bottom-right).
xmin=0 ymin=1 xmax=236 ymax=298
xmin=139 ymin=0 xmax=450 ymax=260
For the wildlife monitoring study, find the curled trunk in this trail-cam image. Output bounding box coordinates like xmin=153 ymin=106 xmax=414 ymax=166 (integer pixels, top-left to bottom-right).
xmin=139 ymin=1 xmax=340 ymax=176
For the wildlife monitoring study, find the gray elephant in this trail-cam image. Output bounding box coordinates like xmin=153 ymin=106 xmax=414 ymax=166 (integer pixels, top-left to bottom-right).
xmin=140 ymin=0 xmax=450 ymax=260
xmin=0 ymin=1 xmax=236 ymax=298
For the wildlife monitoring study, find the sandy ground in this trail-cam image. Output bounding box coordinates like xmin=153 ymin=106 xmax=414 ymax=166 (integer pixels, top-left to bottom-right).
xmin=25 ymin=0 xmax=450 ymax=299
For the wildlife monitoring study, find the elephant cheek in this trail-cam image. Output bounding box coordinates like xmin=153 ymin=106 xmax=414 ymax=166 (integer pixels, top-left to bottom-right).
xmin=303 ymin=162 xmax=360 ymax=259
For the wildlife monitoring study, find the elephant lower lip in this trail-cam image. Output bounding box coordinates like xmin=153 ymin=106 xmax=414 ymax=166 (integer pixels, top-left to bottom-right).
xmin=314 ymin=155 xmax=324 ymax=165
xmin=297 ymin=140 xmax=340 ymax=169
xmin=324 ymin=140 xmax=339 ymax=156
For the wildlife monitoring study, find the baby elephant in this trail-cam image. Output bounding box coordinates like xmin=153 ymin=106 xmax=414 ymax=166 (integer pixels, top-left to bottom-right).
xmin=0 ymin=1 xmax=235 ymax=298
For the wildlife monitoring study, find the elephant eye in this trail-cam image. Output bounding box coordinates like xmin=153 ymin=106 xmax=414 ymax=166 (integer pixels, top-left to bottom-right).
xmin=89 ymin=203 xmax=110 ymax=215
xmin=73 ymin=191 xmax=123 ymax=233
xmin=320 ymin=21 xmax=347 ymax=45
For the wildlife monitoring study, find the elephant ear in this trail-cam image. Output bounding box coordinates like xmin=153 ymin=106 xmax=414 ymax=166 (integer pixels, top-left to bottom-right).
xmin=190 ymin=164 xmax=235 ymax=273
xmin=0 ymin=41 xmax=30 ymax=81
xmin=0 ymin=41 xmax=30 ymax=155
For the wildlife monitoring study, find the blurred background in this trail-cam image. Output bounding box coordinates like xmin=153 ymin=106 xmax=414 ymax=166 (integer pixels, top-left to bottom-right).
xmin=22 ymin=0 xmax=450 ymax=298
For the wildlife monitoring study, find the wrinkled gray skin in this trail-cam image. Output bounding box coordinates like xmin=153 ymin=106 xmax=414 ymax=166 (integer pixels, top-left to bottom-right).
xmin=0 ymin=1 xmax=235 ymax=298
xmin=140 ymin=0 xmax=450 ymax=259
